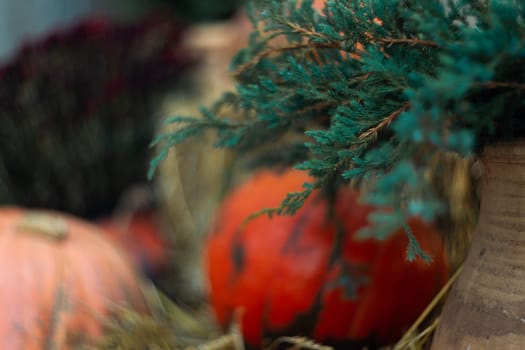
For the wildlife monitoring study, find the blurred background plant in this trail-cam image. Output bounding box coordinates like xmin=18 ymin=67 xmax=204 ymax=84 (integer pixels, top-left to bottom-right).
xmin=0 ymin=0 xmax=250 ymax=347
xmin=0 ymin=0 xmax=245 ymax=63
xmin=0 ymin=0 xmax=248 ymax=297
xmin=0 ymin=12 xmax=193 ymax=218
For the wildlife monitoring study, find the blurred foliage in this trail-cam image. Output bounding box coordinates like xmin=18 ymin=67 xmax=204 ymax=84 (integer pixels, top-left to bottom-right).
xmin=163 ymin=0 xmax=246 ymax=22
xmin=90 ymin=281 xmax=220 ymax=350
xmin=109 ymin=0 xmax=247 ymax=22
xmin=0 ymin=13 xmax=195 ymax=218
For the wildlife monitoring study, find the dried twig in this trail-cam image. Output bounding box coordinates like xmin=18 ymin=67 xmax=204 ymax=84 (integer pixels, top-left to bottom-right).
xmin=190 ymin=334 xmax=242 ymax=350
xmin=482 ymin=81 xmax=525 ymax=90
xmin=232 ymin=41 xmax=340 ymax=77
xmin=393 ymin=264 xmax=463 ymax=350
xmin=358 ymin=103 xmax=410 ymax=140
xmin=378 ymin=38 xmax=439 ymax=47
xmin=267 ymin=336 xmax=333 ymax=350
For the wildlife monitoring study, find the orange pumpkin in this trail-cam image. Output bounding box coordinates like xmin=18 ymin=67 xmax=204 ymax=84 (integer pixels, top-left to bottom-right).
xmin=0 ymin=207 xmax=149 ymax=349
xmin=205 ymin=169 xmax=448 ymax=349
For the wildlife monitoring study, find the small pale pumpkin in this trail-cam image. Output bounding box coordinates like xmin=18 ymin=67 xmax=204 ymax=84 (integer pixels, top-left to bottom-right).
xmin=0 ymin=207 xmax=149 ymax=349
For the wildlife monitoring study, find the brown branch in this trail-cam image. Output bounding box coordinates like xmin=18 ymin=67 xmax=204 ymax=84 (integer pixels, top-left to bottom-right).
xmin=482 ymin=81 xmax=525 ymax=90
xmin=287 ymin=22 xmax=329 ymax=41
xmin=230 ymin=49 xmax=268 ymax=79
xmin=348 ymin=73 xmax=372 ymax=85
xmin=295 ymin=101 xmax=334 ymax=115
xmin=287 ymin=21 xmax=439 ymax=49
xmin=275 ymin=42 xmax=341 ymax=52
xmin=232 ymin=19 xmax=441 ymax=78
xmin=231 ymin=41 xmax=341 ymax=78
xmin=379 ymin=38 xmax=439 ymax=47
xmin=310 ymin=48 xmax=323 ymax=65
xmin=358 ymin=102 xmax=410 ymax=140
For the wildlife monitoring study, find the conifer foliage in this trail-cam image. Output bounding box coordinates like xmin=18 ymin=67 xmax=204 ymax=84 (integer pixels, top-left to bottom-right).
xmin=150 ymin=0 xmax=525 ymax=259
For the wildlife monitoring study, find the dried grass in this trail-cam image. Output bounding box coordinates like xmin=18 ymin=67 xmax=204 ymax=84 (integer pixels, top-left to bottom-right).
xmin=91 ymin=263 xmax=462 ymax=350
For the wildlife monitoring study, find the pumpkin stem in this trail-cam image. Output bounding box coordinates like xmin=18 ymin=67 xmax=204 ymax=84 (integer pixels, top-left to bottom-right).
xmin=16 ymin=212 xmax=68 ymax=240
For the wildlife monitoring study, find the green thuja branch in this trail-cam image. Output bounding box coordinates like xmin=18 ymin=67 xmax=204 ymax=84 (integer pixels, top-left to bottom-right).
xmin=150 ymin=0 xmax=525 ymax=260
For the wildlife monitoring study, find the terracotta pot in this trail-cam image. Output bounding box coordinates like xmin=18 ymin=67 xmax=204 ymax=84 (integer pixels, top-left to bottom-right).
xmin=431 ymin=140 xmax=525 ymax=349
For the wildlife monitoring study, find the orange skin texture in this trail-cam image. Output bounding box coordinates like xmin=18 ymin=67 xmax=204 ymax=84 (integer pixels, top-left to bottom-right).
xmin=313 ymin=0 xmax=324 ymax=10
xmin=205 ymin=169 xmax=448 ymax=348
xmin=97 ymin=210 xmax=169 ymax=276
xmin=0 ymin=207 xmax=148 ymax=349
